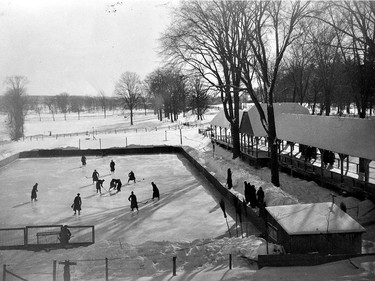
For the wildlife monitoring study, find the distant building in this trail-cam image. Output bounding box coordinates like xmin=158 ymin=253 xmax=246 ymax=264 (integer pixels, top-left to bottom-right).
xmin=265 ymin=202 xmax=366 ymax=255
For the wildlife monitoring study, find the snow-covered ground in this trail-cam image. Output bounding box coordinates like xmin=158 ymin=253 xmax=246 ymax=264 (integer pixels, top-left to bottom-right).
xmin=0 ymin=109 xmax=374 ymax=280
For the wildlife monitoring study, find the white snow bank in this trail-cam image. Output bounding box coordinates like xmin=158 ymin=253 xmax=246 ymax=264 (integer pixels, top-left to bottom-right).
xmin=222 ymin=236 xmax=284 ymax=261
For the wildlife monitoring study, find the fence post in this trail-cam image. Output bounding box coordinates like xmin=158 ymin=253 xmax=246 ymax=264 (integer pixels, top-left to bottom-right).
xmin=125 ymin=137 xmax=127 ymax=147
xmin=105 ymin=258 xmax=109 ymax=281
xmin=79 ymin=139 xmax=80 ymax=150
xmin=99 ymin=139 xmax=102 ymax=150
xmin=3 ymin=264 xmax=6 ymax=281
xmin=165 ymin=130 xmax=167 ymax=141
xmin=229 ymin=254 xmax=232 ymax=270
xmin=53 ymin=260 xmax=57 ymax=281
xmin=172 ymin=256 xmax=177 ymax=276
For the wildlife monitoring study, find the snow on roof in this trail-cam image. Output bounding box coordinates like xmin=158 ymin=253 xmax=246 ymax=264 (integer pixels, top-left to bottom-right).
xmin=266 ymin=202 xmax=366 ymax=235
xmin=247 ymin=103 xmax=310 ymax=137
xmin=210 ymin=110 xmax=244 ymax=129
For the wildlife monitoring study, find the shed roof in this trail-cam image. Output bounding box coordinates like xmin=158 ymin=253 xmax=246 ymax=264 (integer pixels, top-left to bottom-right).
xmin=210 ymin=110 xmax=244 ymax=129
xmin=276 ymin=114 xmax=375 ymax=161
xmin=266 ymin=202 xmax=366 ymax=235
xmin=247 ymin=103 xmax=310 ymax=137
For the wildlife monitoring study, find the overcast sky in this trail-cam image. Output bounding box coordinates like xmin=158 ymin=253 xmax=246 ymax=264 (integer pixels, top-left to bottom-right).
xmin=0 ymin=0 xmax=174 ymax=96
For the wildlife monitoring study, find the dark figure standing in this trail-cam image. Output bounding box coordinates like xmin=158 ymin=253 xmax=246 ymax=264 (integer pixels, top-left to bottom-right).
xmin=81 ymin=155 xmax=86 ymax=166
xmin=92 ymin=169 xmax=99 ymax=184
xmin=226 ymin=168 xmax=233 ymax=189
xmin=59 ymin=225 xmax=72 ymax=246
xmin=72 ymin=193 xmax=82 ymax=215
xmin=31 ymin=183 xmax=38 ymax=202
xmin=128 ymin=191 xmax=138 ymax=213
xmin=128 ymin=171 xmax=136 ymax=183
xmin=96 ymin=179 xmax=105 ymax=194
xmin=257 ymin=187 xmax=265 ymax=206
xmin=110 ymin=160 xmax=115 ymax=174
xmin=244 ymin=181 xmax=251 ymax=204
xmin=249 ymin=184 xmax=257 ymax=208
xmin=152 ymin=182 xmax=160 ymax=200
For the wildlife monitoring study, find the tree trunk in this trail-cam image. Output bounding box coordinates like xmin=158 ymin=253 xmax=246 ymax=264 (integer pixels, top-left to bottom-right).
xmin=267 ymin=104 xmax=280 ymax=187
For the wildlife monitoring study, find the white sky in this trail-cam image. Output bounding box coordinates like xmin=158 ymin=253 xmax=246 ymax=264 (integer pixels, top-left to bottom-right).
xmin=0 ymin=0 xmax=174 ymax=96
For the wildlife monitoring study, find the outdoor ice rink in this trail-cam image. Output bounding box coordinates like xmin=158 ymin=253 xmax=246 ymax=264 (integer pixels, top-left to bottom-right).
xmin=1 ymin=153 xmax=231 ymax=245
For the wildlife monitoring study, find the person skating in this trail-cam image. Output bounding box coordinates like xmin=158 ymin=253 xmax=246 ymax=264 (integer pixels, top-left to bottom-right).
xmin=109 ymin=179 xmax=117 ymax=191
xmin=72 ymin=193 xmax=82 ymax=215
xmin=128 ymin=171 xmax=136 ymax=184
xmin=31 ymin=183 xmax=38 ymax=202
xmin=110 ymin=160 xmax=115 ymax=174
xmin=152 ymin=182 xmax=160 ymax=200
xmin=116 ymin=179 xmax=122 ymax=192
xmin=81 ymin=155 xmax=86 ymax=166
xmin=59 ymin=225 xmax=72 ymax=247
xmin=92 ymin=169 xmax=99 ymax=184
xmin=128 ymin=191 xmax=138 ymax=213
xmin=96 ymin=179 xmax=105 ymax=194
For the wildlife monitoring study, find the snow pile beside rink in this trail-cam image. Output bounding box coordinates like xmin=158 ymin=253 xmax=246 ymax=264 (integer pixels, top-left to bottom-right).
xmin=201 ymin=151 xmax=299 ymax=206
xmin=61 ymin=236 xmax=281 ymax=279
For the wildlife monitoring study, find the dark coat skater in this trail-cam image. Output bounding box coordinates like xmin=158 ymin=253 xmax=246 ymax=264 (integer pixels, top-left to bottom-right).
xmin=96 ymin=179 xmax=105 ymax=194
xmin=31 ymin=183 xmax=38 ymax=202
xmin=72 ymin=193 xmax=82 ymax=215
xmin=128 ymin=191 xmax=138 ymax=212
xmin=59 ymin=225 xmax=71 ymax=246
xmin=92 ymin=170 xmax=99 ymax=184
xmin=81 ymin=155 xmax=86 ymax=166
xmin=128 ymin=171 xmax=136 ymax=183
xmin=152 ymin=182 xmax=160 ymax=200
xmin=226 ymin=168 xmax=233 ymax=189
xmin=109 ymin=179 xmax=122 ymax=192
xmin=110 ymin=160 xmax=115 ymax=173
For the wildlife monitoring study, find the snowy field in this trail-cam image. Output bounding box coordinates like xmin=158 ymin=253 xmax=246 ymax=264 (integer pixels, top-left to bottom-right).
xmin=0 ymin=109 xmax=374 ymax=280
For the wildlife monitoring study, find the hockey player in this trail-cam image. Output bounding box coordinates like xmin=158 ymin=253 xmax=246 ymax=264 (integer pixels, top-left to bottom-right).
xmin=96 ymin=179 xmax=105 ymax=194
xmin=128 ymin=191 xmax=138 ymax=213
xmin=81 ymin=155 xmax=86 ymax=166
xmin=72 ymin=193 xmax=82 ymax=215
xmin=31 ymin=183 xmax=38 ymax=202
xmin=152 ymin=182 xmax=160 ymax=200
xmin=128 ymin=171 xmax=136 ymax=183
xmin=110 ymin=160 xmax=115 ymax=174
xmin=92 ymin=169 xmax=99 ymax=184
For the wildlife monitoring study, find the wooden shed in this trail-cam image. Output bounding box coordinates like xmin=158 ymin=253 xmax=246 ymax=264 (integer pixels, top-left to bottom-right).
xmin=265 ymin=202 xmax=366 ymax=255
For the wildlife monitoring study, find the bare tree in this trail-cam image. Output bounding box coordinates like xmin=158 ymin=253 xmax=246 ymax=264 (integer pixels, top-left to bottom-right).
xmin=188 ymin=76 xmax=211 ymax=120
xmin=114 ymin=71 xmax=142 ymax=125
xmin=240 ymin=0 xmax=312 ymax=186
xmin=98 ymin=90 xmax=107 ymax=119
xmin=70 ymin=96 xmax=84 ymax=120
xmin=2 ymin=76 xmax=29 ymax=140
xmin=44 ymin=96 xmax=57 ymax=121
xmin=56 ymin=93 xmax=70 ymax=120
xmin=161 ymin=1 xmax=248 ymax=158
xmin=321 ymin=1 xmax=375 ymax=118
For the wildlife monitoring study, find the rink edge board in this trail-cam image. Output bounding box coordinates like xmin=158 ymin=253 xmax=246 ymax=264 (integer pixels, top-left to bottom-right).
xmin=2 ymin=146 xmax=266 ymax=234
xmin=257 ymin=252 xmax=375 ymax=268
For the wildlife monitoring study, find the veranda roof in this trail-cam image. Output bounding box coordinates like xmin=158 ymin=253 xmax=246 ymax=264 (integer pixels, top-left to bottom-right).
xmin=275 ymin=114 xmax=375 ymax=161
xmin=210 ymin=110 xmax=244 ymax=129
xmin=247 ymin=103 xmax=310 ymax=137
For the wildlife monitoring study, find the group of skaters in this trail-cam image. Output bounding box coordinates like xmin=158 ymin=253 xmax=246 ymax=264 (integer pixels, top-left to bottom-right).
xmin=89 ymin=159 xmax=160 ymax=214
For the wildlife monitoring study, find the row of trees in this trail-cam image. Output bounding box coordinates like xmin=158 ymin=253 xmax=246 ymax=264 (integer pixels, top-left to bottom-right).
xmin=0 ymin=69 xmax=213 ymax=140
xmin=159 ymin=0 xmax=375 ymax=187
